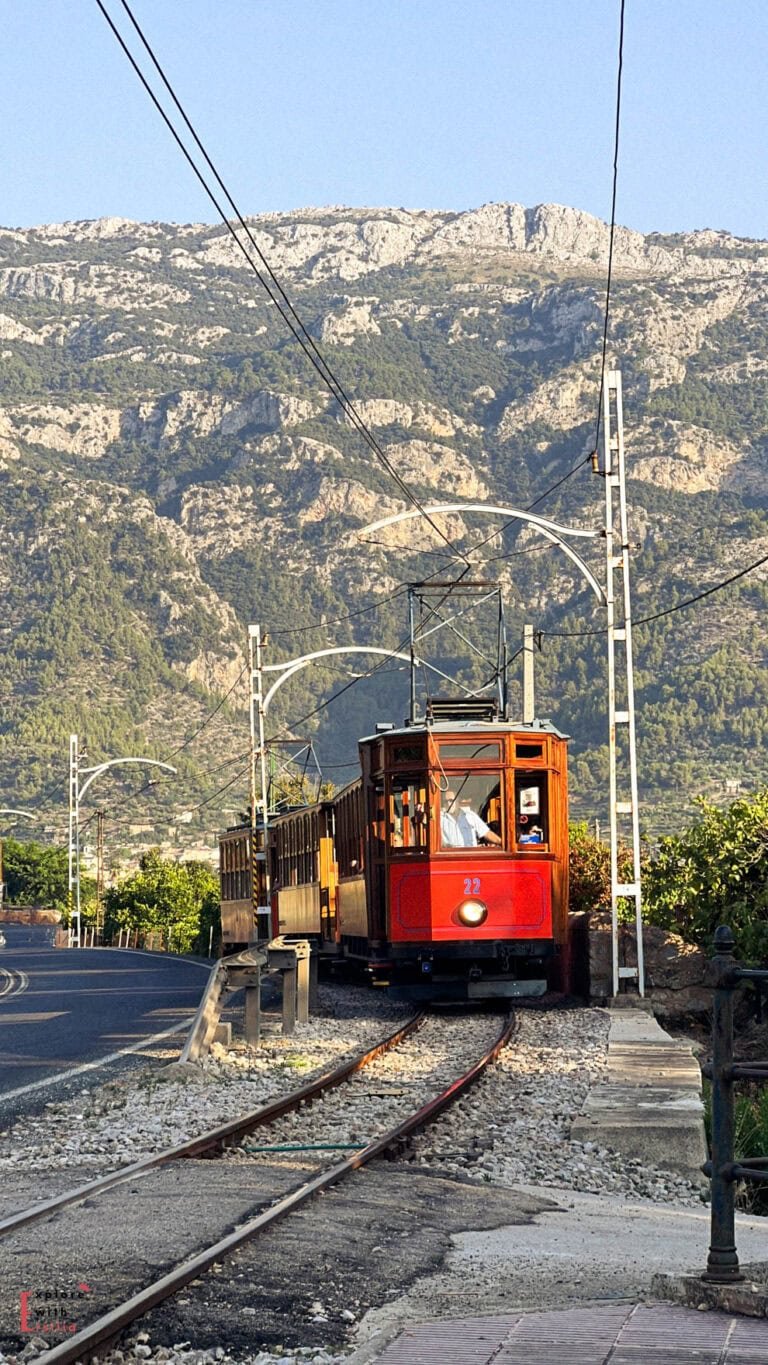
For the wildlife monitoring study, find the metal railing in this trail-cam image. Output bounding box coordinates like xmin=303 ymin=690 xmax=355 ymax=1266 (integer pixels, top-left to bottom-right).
xmin=702 ymin=924 xmax=768 ymax=1283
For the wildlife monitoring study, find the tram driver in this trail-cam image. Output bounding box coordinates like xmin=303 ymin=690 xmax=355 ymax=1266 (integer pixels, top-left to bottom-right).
xmin=441 ymin=789 xmax=502 ymax=848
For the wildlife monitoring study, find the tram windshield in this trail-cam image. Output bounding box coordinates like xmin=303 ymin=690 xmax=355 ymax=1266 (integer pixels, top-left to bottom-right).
xmin=439 ymin=773 xmax=503 ymax=850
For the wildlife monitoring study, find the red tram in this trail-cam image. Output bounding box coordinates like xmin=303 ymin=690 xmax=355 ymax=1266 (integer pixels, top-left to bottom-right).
xmin=220 ymin=698 xmax=571 ymax=1000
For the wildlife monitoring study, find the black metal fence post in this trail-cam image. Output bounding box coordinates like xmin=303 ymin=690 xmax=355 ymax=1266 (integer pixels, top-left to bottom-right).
xmin=703 ymin=925 xmax=743 ymax=1283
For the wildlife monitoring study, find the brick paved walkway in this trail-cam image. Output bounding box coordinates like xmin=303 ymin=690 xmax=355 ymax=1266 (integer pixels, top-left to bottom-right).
xmin=374 ymin=1303 xmax=768 ymax=1363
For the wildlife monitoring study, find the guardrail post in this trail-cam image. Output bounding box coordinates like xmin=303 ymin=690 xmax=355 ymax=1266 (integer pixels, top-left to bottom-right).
xmin=297 ymin=951 xmax=310 ymax=1025
xmin=282 ymin=963 xmax=297 ymax=1035
xmin=704 ymin=924 xmax=744 ymax=1283
xmin=244 ymin=967 xmax=262 ymax=1045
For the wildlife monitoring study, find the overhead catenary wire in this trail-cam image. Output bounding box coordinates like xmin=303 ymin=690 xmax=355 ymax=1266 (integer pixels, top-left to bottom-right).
xmin=592 ymin=0 xmax=626 ymax=460
xmin=266 ymin=586 xmax=409 ymax=638
xmin=544 ymin=547 xmax=768 ymax=638
xmin=98 ymin=529 xmax=766 ymax=821
xmin=96 ymin=0 xmax=469 ymax=570
xmin=469 ymin=0 xmax=625 ymax=551
xmin=269 ymin=539 xmax=556 ymax=642
xmin=267 ymin=581 xmax=516 ymax=750
xmin=94 ymin=0 xmax=628 ymax=705
xmin=193 ymin=762 xmax=251 ymax=811
xmin=75 ymin=666 xmax=251 ymax=833
xmin=166 ymin=662 xmax=248 ymax=758
xmin=88 ymin=0 xmax=624 ymax=834
xmin=82 ymin=746 xmax=253 ymax=832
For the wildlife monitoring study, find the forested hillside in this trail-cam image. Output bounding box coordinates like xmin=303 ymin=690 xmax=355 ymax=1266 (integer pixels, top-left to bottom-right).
xmin=1 ymin=202 xmax=767 ymax=853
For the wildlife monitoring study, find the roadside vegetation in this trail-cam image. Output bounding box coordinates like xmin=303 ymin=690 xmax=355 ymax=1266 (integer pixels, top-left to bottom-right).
xmin=1 ymin=837 xmax=95 ymax=913
xmin=103 ymin=849 xmax=220 ymax=955
xmin=2 ymin=839 xmax=218 ymax=955
xmin=6 ymin=789 xmax=768 ymax=962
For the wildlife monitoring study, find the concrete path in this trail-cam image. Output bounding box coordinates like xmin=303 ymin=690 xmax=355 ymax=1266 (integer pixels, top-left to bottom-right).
xmin=571 ymin=1007 xmax=707 ymax=1178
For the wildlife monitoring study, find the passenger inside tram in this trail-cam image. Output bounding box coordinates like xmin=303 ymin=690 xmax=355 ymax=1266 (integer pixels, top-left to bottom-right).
xmin=440 ymin=785 xmax=502 ymax=848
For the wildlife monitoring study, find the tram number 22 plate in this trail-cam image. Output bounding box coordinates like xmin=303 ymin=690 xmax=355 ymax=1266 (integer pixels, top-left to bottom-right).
xmin=463 ymin=876 xmax=481 ymax=895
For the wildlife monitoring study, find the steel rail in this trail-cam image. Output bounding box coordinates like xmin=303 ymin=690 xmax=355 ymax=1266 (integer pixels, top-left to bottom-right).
xmin=37 ymin=1011 xmax=516 ymax=1365
xmin=0 ymin=1013 xmax=424 ymax=1239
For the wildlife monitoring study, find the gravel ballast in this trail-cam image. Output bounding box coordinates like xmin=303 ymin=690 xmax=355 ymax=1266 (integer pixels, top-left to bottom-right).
xmin=0 ymin=987 xmax=409 ymax=1178
xmin=407 ymin=1006 xmax=705 ymax=1206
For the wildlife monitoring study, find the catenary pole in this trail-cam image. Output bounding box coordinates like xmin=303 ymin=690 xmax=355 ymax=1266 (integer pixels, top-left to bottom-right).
xmin=67 ymin=737 xmax=177 ymax=949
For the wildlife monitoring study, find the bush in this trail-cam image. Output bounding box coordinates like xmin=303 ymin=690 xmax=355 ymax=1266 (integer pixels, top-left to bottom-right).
xmin=3 ymin=837 xmax=95 ymax=917
xmin=568 ymin=822 xmax=638 ymax=921
xmin=104 ymin=849 xmax=219 ymax=954
xmin=644 ymin=790 xmax=768 ymax=961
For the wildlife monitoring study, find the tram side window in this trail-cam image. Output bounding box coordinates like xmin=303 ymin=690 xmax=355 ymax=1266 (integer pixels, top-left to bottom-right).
xmin=388 ymin=775 xmax=428 ymax=850
xmin=515 ymin=773 xmax=548 ymax=846
xmin=439 ymin=772 xmax=503 ymax=850
xmin=371 ymin=782 xmax=386 ymax=857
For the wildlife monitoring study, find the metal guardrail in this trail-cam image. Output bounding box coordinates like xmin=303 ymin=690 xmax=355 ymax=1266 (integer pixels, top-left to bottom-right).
xmin=701 ymin=924 xmax=768 ymax=1283
xmin=180 ymin=939 xmax=314 ymax=1063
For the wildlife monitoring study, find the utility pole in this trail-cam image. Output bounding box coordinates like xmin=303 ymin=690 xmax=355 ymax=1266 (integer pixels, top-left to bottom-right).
xmin=96 ymin=810 xmax=105 ymax=942
xmin=249 ymin=625 xmax=271 ymax=944
xmin=522 ymin=623 xmax=536 ymax=723
xmin=68 ymin=734 xmax=81 ymax=947
xmin=248 ymin=628 xmax=260 ymax=945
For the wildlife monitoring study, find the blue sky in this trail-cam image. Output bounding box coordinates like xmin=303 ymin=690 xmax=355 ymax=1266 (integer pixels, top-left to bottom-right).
xmin=3 ymin=0 xmax=766 ymax=237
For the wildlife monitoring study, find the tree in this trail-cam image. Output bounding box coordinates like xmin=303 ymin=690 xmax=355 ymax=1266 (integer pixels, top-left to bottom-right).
xmin=104 ymin=849 xmax=219 ymax=954
xmin=644 ymin=790 xmax=768 ymax=961
xmin=2 ymin=837 xmax=95 ymax=915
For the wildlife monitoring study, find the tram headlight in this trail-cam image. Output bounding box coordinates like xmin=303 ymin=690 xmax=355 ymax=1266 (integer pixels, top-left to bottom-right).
xmin=457 ymin=898 xmax=488 ymax=927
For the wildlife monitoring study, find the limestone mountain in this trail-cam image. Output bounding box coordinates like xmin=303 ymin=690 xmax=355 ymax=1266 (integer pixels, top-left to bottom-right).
xmin=1 ymin=201 xmax=767 ymax=852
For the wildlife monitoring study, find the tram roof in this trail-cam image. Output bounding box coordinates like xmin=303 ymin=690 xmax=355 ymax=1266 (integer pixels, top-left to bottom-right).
xmin=359 ymin=718 xmax=569 ymax=743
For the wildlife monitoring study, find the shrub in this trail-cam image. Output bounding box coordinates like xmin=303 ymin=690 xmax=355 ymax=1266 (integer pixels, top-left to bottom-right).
xmin=644 ymin=790 xmax=768 ymax=962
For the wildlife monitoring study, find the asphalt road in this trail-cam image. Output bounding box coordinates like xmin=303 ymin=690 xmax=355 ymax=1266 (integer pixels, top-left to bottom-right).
xmin=0 ymin=923 xmax=210 ymax=1099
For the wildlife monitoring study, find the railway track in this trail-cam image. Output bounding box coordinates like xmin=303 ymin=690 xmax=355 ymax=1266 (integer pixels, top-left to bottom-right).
xmin=14 ymin=1010 xmax=514 ymax=1365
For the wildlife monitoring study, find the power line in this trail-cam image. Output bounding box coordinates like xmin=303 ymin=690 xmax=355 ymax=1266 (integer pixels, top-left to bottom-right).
xmin=83 ymin=746 xmax=252 ymax=832
xmin=267 ymin=580 xmax=508 ymax=745
xmin=266 ymin=586 xmax=409 ymax=638
xmin=545 ymin=547 xmax=768 ymax=638
xmin=96 ymin=0 xmax=469 ymax=569
xmin=592 ymin=0 xmax=626 ymax=459
xmin=166 ymin=662 xmax=247 ymax=758
xmin=469 ymin=0 xmax=625 ymax=541
xmin=193 ymin=763 xmax=251 ymax=811
xmin=464 ymin=478 xmax=596 ymax=569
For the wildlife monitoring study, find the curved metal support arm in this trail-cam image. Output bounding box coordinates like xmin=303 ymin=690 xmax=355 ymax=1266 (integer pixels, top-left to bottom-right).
xmin=358 ymin=503 xmax=605 ymax=604
xmin=529 ymin=525 xmax=605 ymax=603
xmin=360 ymin=502 xmax=597 ymax=539
xmin=261 ymin=646 xmax=481 ymax=715
xmin=78 ymin=758 xmax=177 ymax=803
xmin=0 ymin=809 xmax=34 ymax=822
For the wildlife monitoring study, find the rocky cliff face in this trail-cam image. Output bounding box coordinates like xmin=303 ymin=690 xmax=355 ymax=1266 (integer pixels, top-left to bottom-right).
xmin=1 ymin=200 xmax=767 ymax=846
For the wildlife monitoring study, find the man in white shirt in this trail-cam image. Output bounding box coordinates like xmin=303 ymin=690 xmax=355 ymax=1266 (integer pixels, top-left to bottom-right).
xmin=441 ymin=790 xmax=502 ymax=848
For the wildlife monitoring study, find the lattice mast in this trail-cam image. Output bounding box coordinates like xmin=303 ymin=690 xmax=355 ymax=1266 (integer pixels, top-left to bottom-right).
xmin=602 ymin=370 xmax=644 ymax=995
xmin=249 ymin=624 xmax=270 ymax=944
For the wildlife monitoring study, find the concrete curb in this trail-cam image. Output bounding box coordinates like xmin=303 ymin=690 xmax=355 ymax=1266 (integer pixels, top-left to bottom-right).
xmin=571 ymin=1008 xmax=707 ymax=1180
